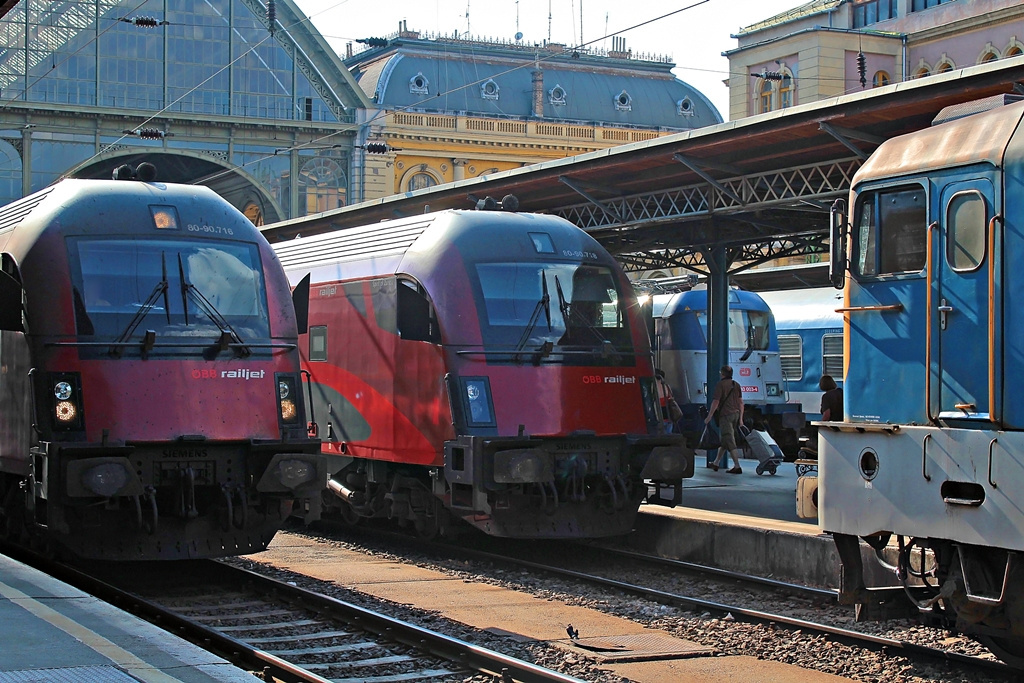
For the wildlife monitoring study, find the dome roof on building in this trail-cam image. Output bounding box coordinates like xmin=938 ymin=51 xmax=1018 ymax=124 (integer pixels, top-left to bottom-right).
xmin=347 ymin=32 xmax=722 ymax=129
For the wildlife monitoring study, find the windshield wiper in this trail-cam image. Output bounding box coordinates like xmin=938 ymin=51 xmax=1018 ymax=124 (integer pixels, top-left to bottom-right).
xmin=110 ymin=252 xmax=171 ymax=355
xmin=740 ymin=324 xmax=755 ymax=362
xmin=554 ymin=274 xmax=609 ymax=348
xmin=513 ymin=276 xmax=553 ymax=364
xmin=178 ymin=253 xmax=250 ymax=357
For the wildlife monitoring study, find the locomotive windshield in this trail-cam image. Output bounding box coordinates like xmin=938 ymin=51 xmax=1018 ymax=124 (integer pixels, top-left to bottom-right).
xmin=472 ymin=262 xmax=633 ymax=365
xmin=694 ymin=308 xmax=771 ymax=351
xmin=67 ymin=237 xmax=270 ymax=355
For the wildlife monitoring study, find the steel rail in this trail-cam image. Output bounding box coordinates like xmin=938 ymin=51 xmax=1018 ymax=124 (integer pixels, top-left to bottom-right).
xmin=308 ymin=524 xmax=1017 ymax=677
xmin=6 ymin=544 xmax=585 ymax=683
xmin=450 ymin=540 xmax=1018 ymax=677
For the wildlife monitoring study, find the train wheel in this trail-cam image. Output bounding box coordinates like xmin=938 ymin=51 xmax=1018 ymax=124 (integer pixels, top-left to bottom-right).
xmin=414 ymin=512 xmax=439 ymax=540
xmin=336 ymin=500 xmax=362 ymax=527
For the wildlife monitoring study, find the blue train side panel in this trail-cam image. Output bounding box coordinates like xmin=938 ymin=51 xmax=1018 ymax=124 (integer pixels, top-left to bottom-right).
xmin=759 ymin=288 xmax=844 ymax=421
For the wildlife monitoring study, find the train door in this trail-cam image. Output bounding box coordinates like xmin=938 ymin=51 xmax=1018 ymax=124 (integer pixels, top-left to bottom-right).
xmin=931 ymin=177 xmax=998 ymax=421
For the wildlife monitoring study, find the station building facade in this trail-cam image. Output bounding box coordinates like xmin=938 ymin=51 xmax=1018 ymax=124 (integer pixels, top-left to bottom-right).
xmin=0 ymin=0 xmax=376 ymax=224
xmin=728 ymin=0 xmax=1024 ymax=121
xmin=726 ymin=0 xmax=1024 ymax=270
xmin=343 ymin=25 xmax=722 ymax=201
xmin=0 ymin=1 xmax=722 ymax=224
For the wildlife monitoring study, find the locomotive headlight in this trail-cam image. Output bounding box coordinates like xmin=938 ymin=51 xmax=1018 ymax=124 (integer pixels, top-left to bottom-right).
xmin=81 ymin=462 xmax=128 ymax=497
xmin=765 ymin=383 xmax=781 ymax=397
xmin=54 ymin=381 xmax=73 ymax=400
xmin=55 ymin=400 xmax=77 ymax=422
xmin=493 ymin=448 xmax=554 ymax=483
xmin=50 ymin=372 xmax=84 ymax=430
xmin=640 ymin=446 xmax=690 ymax=480
xmin=276 ymin=374 xmax=300 ymax=424
xmin=276 ymin=458 xmax=316 ymax=489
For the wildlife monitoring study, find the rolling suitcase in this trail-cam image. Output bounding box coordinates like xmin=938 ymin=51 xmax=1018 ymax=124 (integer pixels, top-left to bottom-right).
xmin=739 ymin=425 xmax=784 ymax=475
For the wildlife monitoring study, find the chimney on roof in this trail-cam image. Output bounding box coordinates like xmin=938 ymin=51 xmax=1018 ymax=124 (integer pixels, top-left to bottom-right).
xmin=346 ymin=42 xmax=353 ymax=58
xmin=609 ymin=36 xmax=631 ymax=59
xmin=532 ymin=67 xmax=544 ymax=118
xmin=398 ymin=20 xmax=419 ymax=39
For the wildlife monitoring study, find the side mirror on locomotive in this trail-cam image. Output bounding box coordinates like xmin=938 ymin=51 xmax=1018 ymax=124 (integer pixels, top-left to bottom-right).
xmin=829 ymin=198 xmax=847 ymax=290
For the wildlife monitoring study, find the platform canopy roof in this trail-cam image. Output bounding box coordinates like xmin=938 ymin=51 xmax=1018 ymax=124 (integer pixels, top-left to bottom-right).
xmin=263 ymin=58 xmax=1024 ymax=277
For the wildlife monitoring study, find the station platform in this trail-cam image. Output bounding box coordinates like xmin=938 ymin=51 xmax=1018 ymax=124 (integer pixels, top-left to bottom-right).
xmin=0 ymin=553 xmax=260 ymax=683
xmin=630 ymin=452 xmax=891 ymax=589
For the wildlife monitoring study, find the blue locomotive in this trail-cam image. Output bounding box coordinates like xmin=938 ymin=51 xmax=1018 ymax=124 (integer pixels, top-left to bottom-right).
xmin=819 ymin=94 xmax=1024 ymax=665
xmin=649 ymin=285 xmax=804 ymax=453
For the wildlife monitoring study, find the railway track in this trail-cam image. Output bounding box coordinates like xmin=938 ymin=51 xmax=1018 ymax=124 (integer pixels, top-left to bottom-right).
xmin=7 ymin=545 xmax=584 ymax=683
xmin=302 ymin=522 xmax=1020 ymax=681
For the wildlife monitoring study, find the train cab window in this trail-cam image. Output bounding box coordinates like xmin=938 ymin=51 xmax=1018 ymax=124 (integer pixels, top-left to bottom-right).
xmin=946 ymin=191 xmax=987 ymax=271
xmin=397 ymin=279 xmax=440 ymax=343
xmin=67 ymin=237 xmax=270 ymax=354
xmin=778 ymin=334 xmax=803 ymax=380
xmin=309 ymin=325 xmax=327 ymax=361
xmin=854 ymin=186 xmax=927 ymax=276
xmin=528 ymin=232 xmax=555 ymax=254
xmin=473 ymin=262 xmax=632 ymax=365
xmin=694 ymin=308 xmax=771 ymax=351
xmin=369 ymin=277 xmax=398 ymax=335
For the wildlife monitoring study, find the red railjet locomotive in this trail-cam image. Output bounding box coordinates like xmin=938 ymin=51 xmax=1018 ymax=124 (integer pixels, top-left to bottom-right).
xmin=0 ymin=164 xmax=326 ymax=560
xmin=272 ymin=200 xmax=692 ymax=538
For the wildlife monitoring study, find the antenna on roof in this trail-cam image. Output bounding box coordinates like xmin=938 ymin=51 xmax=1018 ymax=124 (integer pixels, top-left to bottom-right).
xmin=580 ymin=0 xmax=584 ymax=49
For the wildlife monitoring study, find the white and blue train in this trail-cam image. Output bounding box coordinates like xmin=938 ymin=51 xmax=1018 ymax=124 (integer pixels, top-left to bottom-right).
xmin=758 ymin=288 xmax=844 ymax=422
xmin=648 ymin=285 xmax=804 ymax=454
xmin=819 ymin=94 xmax=1024 ymax=666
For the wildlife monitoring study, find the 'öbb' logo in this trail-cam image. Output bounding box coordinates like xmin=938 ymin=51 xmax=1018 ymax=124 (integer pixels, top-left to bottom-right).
xmin=740 ymin=367 xmax=751 ymax=376
xmin=191 ymin=368 xmax=266 ymax=380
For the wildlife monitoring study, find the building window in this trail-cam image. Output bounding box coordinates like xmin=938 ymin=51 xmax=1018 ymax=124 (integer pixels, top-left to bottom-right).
xmin=759 ymin=79 xmax=773 ymax=114
xmin=407 ymin=171 xmax=437 ymax=192
xmin=481 ymin=79 xmax=499 ymax=101
xmin=614 ymin=90 xmax=632 ymax=112
xmin=913 ymin=61 xmax=932 ymax=79
xmin=979 ymin=50 xmax=999 ymax=63
xmin=409 ymin=72 xmax=429 ymax=95
xmin=677 ymin=97 xmax=695 ymax=117
xmin=852 ymin=0 xmax=896 ymax=28
xmin=242 ymin=201 xmax=263 ymax=226
xmin=911 ymin=0 xmax=955 ymax=11
xmin=779 ymin=74 xmax=793 ymax=109
xmin=549 ymin=85 xmax=567 ymax=106
xmin=299 ymin=156 xmax=346 ymax=215
xmin=1005 ymin=41 xmax=1023 ymax=58
xmin=935 ymin=58 xmax=955 ymax=73
xmin=872 ymin=71 xmax=890 ymax=87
